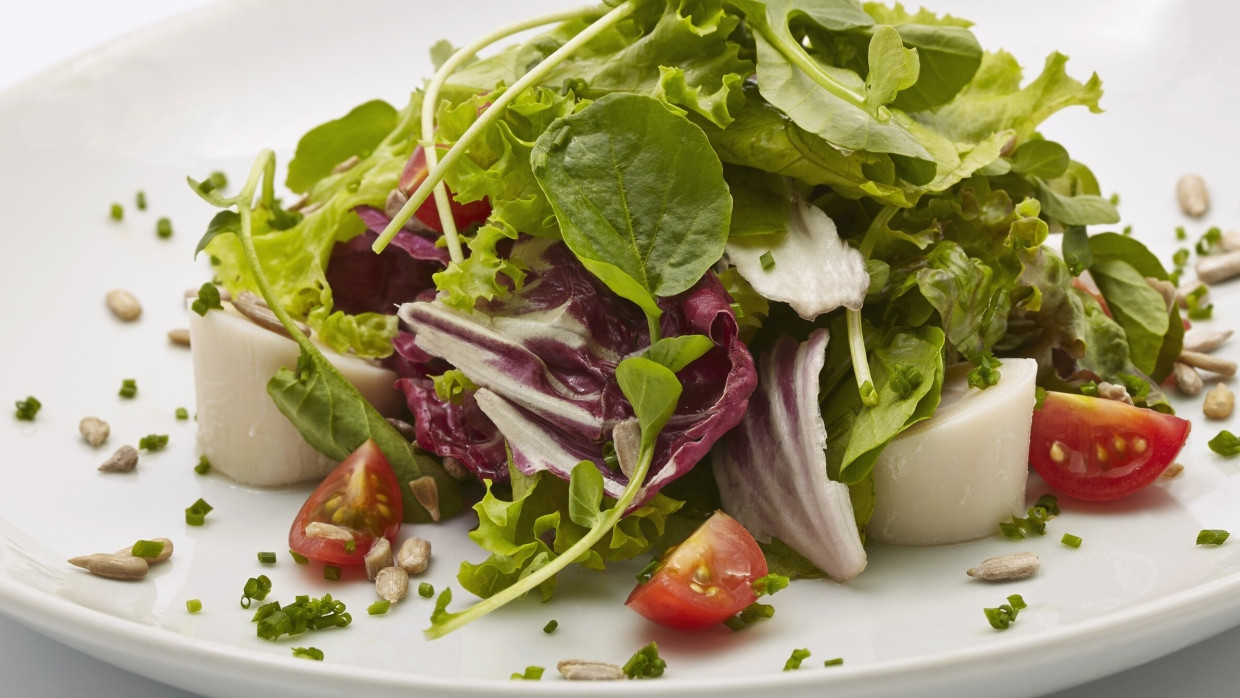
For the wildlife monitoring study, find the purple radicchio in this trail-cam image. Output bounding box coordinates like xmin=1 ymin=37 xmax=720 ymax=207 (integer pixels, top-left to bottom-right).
xmin=396 ymin=238 xmax=757 ymax=506
xmin=712 ymin=329 xmax=867 ymax=582
xmin=324 ymin=205 xmax=450 ymax=315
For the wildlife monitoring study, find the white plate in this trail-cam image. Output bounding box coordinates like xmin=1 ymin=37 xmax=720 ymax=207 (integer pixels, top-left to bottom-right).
xmin=1 ymin=1 xmax=1238 ymax=696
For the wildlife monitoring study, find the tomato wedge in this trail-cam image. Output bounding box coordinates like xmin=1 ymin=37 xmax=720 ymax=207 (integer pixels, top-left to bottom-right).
xmin=626 ymin=511 xmax=767 ymax=631
xmin=1029 ymin=392 xmax=1191 ymax=502
xmin=288 ymin=440 xmax=403 ymax=565
xmin=399 ymin=145 xmax=491 ymax=232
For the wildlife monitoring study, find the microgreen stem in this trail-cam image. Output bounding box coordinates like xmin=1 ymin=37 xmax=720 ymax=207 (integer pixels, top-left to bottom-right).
xmin=420 ymin=6 xmax=603 ymax=263
xmin=847 ymin=309 xmax=878 ymax=406
xmin=425 ymin=445 xmax=655 ymax=639
xmin=375 ymin=0 xmax=638 ymax=254
xmin=859 ymin=205 xmax=897 ymax=259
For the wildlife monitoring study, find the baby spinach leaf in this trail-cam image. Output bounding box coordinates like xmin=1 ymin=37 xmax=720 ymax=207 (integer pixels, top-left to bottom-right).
xmin=643 ymin=335 xmax=715 ymax=373
xmin=1088 ymin=259 xmax=1170 ymax=377
xmin=285 ymin=100 xmax=398 ymax=194
xmin=1061 ymin=225 xmax=1092 ymax=276
xmin=532 ymin=93 xmax=731 ymax=334
xmin=1009 ymin=140 xmax=1069 ymax=179
xmin=267 ymin=349 xmax=463 ymax=524
xmin=724 ymin=166 xmax=794 ymax=238
xmin=615 ymin=356 xmax=682 ymax=454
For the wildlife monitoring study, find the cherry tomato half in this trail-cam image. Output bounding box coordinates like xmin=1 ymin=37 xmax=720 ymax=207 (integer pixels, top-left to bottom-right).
xmin=1029 ymin=392 xmax=1190 ymax=502
xmin=399 ymin=145 xmax=491 ymax=232
xmin=626 ymin=511 xmax=767 ymax=630
xmin=289 ymin=439 xmax=403 ymax=565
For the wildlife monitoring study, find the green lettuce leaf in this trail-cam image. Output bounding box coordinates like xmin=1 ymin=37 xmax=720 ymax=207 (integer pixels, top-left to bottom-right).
xmin=460 ymin=462 xmax=683 ymax=602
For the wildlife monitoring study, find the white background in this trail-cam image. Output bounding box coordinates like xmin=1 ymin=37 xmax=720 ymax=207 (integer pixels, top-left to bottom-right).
xmin=2 ymin=1 xmax=1240 ymax=696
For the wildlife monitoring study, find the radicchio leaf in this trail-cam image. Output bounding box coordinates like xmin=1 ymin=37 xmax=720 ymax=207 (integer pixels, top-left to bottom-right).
xmin=712 ymin=329 xmax=867 ymax=582
xmin=325 ymin=206 xmax=449 ymax=315
xmin=397 ymin=239 xmax=756 ymax=506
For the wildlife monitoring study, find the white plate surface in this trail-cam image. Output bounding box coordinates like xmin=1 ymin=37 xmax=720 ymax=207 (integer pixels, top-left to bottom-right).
xmin=1 ymin=1 xmax=1238 ymax=696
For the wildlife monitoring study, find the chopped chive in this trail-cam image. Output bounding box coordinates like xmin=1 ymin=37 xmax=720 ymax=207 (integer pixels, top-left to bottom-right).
xmin=1176 ymin=226 xmax=1187 ymax=241
xmin=368 ymin=600 xmax=392 ymax=615
xmin=186 ymin=599 xmax=202 ymax=613
xmin=636 ymin=557 xmax=660 ymax=583
xmin=323 ymin=565 xmax=341 ymax=581
xmin=289 ymin=550 xmax=308 ymax=565
xmin=175 ymin=407 xmax=189 ymax=420
xmin=138 ymin=433 xmax=168 ymax=451
xmin=998 ymin=521 xmax=1025 ymax=540
xmin=1062 ymin=533 xmax=1083 ymax=548
xmin=257 ymin=551 xmax=277 ymax=564
xmin=194 ymin=456 xmax=211 ymax=474
xmin=343 ymin=540 xmax=356 ymax=554
xmin=119 ymin=378 xmax=138 ymax=399
xmin=109 ymin=203 xmax=124 ymax=221
xmin=186 ymin=497 xmax=213 ymax=526
xmin=510 ymin=666 xmax=544 ymax=681
xmin=1198 ymin=529 xmax=1230 ymax=545
xmin=725 ymin=602 xmax=775 ymax=631
xmin=542 ymin=619 xmax=558 ymax=634
xmin=191 ymin=282 xmax=223 ymax=316
xmin=14 ymin=396 xmax=41 ymax=421
xmin=1079 ymin=380 xmax=1099 ymax=397
xmin=783 ymin=648 xmax=811 ymax=671
xmin=418 ymin=582 xmax=434 ymax=598
xmin=1034 ymin=494 xmax=1060 ymax=516
xmin=823 ymin=657 xmax=844 ymax=667
xmin=254 ymin=594 xmax=350 ymax=641
xmin=984 ymin=594 xmax=1026 ymax=630
xmin=752 ymin=573 xmax=790 ymax=597
xmin=759 ymin=250 xmax=776 ymax=271
xmin=131 ymin=540 xmax=165 ymax=558
xmin=623 ymin=642 xmax=666 ymax=679
xmin=156 ymin=217 xmax=173 ymax=239
xmin=1208 ymin=431 xmax=1240 ymax=457
xmin=240 ymin=575 xmax=272 ymax=608
xmin=209 ymin=170 xmax=228 ymax=190
xmin=291 ymin=647 xmax=323 ymax=661
xmin=136 ymin=191 xmax=147 ymax=211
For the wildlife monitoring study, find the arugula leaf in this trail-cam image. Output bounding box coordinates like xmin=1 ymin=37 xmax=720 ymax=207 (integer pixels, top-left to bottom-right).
xmin=730 ymin=0 xmax=933 ymax=163
xmin=532 ymin=93 xmax=731 ymax=337
xmin=286 ymin=100 xmax=399 ymax=194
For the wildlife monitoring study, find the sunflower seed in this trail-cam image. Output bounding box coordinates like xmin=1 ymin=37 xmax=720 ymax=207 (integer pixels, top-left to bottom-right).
xmin=68 ymin=553 xmax=148 ymax=580
xmin=967 ymin=552 xmax=1040 ymax=582
xmin=1182 ymin=328 xmax=1232 ymax=353
xmin=167 ymin=328 xmax=191 ymax=347
xmin=106 ymin=289 xmax=142 ymax=322
xmin=98 ymin=445 xmax=139 ymax=473
xmin=79 ymin=416 xmax=110 ymax=447
xmin=303 ymin=522 xmax=354 ymax=541
xmin=1175 ymin=361 xmax=1204 ymax=396
xmin=1203 ymin=383 xmax=1235 ymax=420
xmin=409 ymin=477 xmax=440 ymax=522
xmin=375 ymin=566 xmax=409 ymax=603
xmin=364 ymin=538 xmax=392 ymax=581
xmin=396 ymin=537 xmax=431 ymax=575
xmin=557 ymin=659 xmax=625 ymax=681
xmin=1179 ymin=350 xmax=1238 ymax=377
xmin=1176 ymin=174 xmax=1210 ymax=218
xmin=1196 ymin=251 xmax=1240 ymax=285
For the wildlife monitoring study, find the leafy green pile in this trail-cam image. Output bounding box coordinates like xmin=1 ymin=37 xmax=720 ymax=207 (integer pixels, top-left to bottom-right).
xmin=195 ymin=0 xmax=1183 ymax=636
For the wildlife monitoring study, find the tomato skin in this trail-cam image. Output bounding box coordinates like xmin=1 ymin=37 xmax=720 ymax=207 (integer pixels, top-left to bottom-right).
xmin=1029 ymin=392 xmax=1191 ymax=502
xmin=626 ymin=511 xmax=767 ymax=631
xmin=289 ymin=440 xmax=403 ymax=566
xmin=398 ymin=145 xmax=491 ymax=232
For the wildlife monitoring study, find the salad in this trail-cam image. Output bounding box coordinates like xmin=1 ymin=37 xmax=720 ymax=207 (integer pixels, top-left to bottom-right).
xmin=189 ymin=0 xmax=1193 ymax=642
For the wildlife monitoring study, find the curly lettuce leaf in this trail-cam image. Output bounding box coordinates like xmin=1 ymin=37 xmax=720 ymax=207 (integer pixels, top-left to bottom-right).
xmin=460 ymin=462 xmax=683 ymax=601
